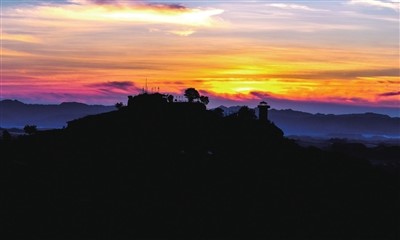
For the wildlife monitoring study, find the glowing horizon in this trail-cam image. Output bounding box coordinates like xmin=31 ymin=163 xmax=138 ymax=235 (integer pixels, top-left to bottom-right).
xmin=1 ymin=0 xmax=399 ymax=110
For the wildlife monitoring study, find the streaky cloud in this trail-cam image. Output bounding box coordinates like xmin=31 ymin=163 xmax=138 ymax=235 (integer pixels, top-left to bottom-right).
xmin=168 ymin=29 xmax=195 ymax=36
xmin=349 ymin=0 xmax=400 ymax=11
xmin=267 ymin=68 xmax=400 ymax=80
xmin=88 ymin=81 xmax=137 ymax=90
xmin=378 ymin=91 xmax=400 ymax=97
xmin=266 ymin=3 xmax=328 ymax=12
xmin=2 ymin=33 xmax=41 ymax=43
xmin=79 ymin=0 xmax=187 ymax=10
xmin=19 ymin=0 xmax=224 ymax=27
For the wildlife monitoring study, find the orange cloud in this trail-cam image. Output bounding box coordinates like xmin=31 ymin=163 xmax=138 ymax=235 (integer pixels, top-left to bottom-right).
xmin=14 ymin=0 xmax=224 ymax=27
xmin=379 ymin=91 xmax=400 ymax=97
xmin=2 ymin=1 xmax=398 ymax=109
xmin=2 ymin=33 xmax=41 ymax=43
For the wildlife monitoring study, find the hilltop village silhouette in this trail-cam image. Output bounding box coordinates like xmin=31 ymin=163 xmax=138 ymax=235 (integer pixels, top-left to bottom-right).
xmin=67 ymin=87 xmax=279 ymax=134
xmin=0 ymin=87 xmax=398 ymax=239
xmin=121 ymin=87 xmax=270 ymax=121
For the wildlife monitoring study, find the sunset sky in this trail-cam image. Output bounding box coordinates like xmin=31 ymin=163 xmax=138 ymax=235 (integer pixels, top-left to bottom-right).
xmin=1 ymin=0 xmax=399 ymax=115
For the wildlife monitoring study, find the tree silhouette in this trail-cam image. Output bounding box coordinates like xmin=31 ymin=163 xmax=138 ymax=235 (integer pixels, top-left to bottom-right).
xmin=167 ymin=95 xmax=174 ymax=103
xmin=115 ymin=102 xmax=124 ymax=110
xmin=2 ymin=130 xmax=11 ymax=143
xmin=184 ymin=88 xmax=200 ymax=103
xmin=199 ymin=96 xmax=209 ymax=105
xmin=24 ymin=125 xmax=37 ymax=135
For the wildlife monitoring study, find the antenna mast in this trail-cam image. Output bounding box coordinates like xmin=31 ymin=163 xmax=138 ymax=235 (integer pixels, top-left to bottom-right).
xmin=145 ymin=78 xmax=148 ymax=93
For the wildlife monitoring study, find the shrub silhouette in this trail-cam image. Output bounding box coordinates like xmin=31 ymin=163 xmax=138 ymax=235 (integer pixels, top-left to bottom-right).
xmin=2 ymin=130 xmax=11 ymax=143
xmin=200 ymin=95 xmax=209 ymax=105
xmin=167 ymin=94 xmax=174 ymax=103
xmin=115 ymin=102 xmax=124 ymax=110
xmin=23 ymin=125 xmax=37 ymax=135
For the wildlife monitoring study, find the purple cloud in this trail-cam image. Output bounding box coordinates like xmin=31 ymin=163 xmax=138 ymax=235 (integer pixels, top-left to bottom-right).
xmin=88 ymin=0 xmax=115 ymax=4
xmin=249 ymin=91 xmax=271 ymax=100
xmin=88 ymin=81 xmax=137 ymax=90
xmin=379 ymin=91 xmax=400 ymax=97
xmin=85 ymin=0 xmax=187 ymax=10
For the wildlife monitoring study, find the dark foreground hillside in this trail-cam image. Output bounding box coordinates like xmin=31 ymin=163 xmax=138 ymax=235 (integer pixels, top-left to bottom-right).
xmin=1 ymin=94 xmax=398 ymax=239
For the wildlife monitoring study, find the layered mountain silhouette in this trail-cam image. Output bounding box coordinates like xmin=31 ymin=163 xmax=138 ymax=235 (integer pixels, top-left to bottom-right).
xmin=1 ymin=99 xmax=399 ymax=138
xmin=1 ymin=93 xmax=398 ymax=239
xmin=0 ymin=99 xmax=114 ymax=128
xmin=217 ymin=105 xmax=400 ymax=137
xmin=271 ymin=109 xmax=399 ymax=137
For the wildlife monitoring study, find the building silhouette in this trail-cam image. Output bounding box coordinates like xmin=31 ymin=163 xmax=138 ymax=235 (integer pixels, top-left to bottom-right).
xmin=258 ymin=101 xmax=270 ymax=122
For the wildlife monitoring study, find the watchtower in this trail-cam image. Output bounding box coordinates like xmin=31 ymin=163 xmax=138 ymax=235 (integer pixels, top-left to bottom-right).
xmin=258 ymin=101 xmax=270 ymax=122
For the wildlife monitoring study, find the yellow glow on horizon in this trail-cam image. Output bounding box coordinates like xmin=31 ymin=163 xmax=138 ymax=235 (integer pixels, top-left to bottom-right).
xmin=2 ymin=1 xmax=398 ymax=107
xmin=218 ymin=67 xmax=268 ymax=76
xmin=206 ymin=78 xmax=320 ymax=96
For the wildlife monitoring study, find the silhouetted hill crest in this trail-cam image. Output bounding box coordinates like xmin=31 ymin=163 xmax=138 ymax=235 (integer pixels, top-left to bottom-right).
xmin=66 ymin=93 xmax=282 ymax=140
xmin=1 ymin=94 xmax=398 ymax=239
xmin=0 ymin=99 xmax=25 ymax=107
xmin=59 ymin=102 xmax=88 ymax=107
xmin=2 ymin=99 xmax=398 ymax=138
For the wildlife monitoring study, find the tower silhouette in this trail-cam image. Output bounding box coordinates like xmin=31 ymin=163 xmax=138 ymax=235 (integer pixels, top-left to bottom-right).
xmin=258 ymin=101 xmax=270 ymax=122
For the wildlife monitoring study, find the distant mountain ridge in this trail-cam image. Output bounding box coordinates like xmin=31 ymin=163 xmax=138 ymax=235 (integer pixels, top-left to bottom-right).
xmin=0 ymin=99 xmax=114 ymax=128
xmin=218 ymin=105 xmax=400 ymax=137
xmin=1 ymin=100 xmax=399 ymax=138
